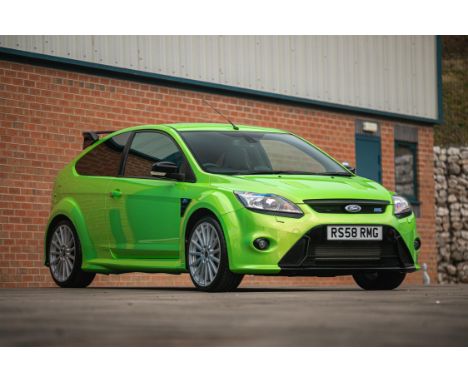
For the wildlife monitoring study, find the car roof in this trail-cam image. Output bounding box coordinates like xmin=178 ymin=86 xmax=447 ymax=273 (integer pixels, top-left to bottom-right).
xmin=114 ymin=123 xmax=287 ymax=134
xmin=166 ymin=123 xmax=285 ymax=133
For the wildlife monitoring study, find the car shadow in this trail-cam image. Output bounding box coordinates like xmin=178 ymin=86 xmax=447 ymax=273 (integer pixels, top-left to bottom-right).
xmin=87 ymin=286 xmax=362 ymax=293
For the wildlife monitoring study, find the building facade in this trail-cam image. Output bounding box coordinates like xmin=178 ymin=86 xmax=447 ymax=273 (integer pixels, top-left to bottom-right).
xmin=0 ymin=36 xmax=439 ymax=287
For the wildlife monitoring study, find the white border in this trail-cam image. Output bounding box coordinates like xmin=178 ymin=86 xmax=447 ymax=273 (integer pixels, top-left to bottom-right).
xmin=1 ymin=0 xmax=468 ymax=34
xmin=1 ymin=347 xmax=467 ymax=382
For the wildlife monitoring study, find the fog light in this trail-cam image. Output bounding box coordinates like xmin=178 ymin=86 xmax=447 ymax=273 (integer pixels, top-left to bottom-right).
xmin=253 ymin=238 xmax=269 ymax=250
xmin=414 ymin=238 xmax=421 ymax=250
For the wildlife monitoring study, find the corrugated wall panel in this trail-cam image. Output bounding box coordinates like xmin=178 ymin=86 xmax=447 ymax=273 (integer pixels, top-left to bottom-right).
xmin=0 ymin=35 xmax=439 ymax=121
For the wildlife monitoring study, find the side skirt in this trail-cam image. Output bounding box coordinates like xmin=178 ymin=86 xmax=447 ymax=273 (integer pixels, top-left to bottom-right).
xmin=85 ymin=258 xmax=186 ymax=274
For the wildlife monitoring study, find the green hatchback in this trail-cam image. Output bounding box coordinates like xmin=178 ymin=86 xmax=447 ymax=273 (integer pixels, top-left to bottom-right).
xmin=45 ymin=123 xmax=420 ymax=292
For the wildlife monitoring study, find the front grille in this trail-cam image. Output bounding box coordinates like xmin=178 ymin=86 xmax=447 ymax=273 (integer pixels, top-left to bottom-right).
xmin=279 ymin=225 xmax=414 ymax=273
xmin=304 ymin=199 xmax=389 ymax=214
xmin=313 ymin=243 xmax=381 ymax=260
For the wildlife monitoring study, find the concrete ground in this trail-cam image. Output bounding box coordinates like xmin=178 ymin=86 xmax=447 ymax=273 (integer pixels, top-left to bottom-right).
xmin=0 ymin=285 xmax=467 ymax=346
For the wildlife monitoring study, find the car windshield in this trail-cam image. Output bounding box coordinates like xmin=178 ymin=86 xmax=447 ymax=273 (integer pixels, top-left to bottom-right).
xmin=179 ymin=131 xmax=351 ymax=176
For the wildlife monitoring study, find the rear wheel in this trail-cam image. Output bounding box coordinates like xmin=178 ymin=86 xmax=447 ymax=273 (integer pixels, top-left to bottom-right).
xmin=187 ymin=216 xmax=243 ymax=292
xmin=353 ymin=271 xmax=406 ymax=290
xmin=48 ymin=219 xmax=95 ymax=288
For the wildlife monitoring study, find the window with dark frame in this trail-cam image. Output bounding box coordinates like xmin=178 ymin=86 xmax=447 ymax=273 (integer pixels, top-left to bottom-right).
xmin=394 ymin=140 xmax=419 ymax=205
xmin=124 ymin=131 xmax=183 ymax=178
xmin=75 ymin=132 xmax=132 ymax=177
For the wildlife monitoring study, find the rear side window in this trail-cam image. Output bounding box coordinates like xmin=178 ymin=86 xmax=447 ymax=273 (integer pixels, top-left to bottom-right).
xmin=75 ymin=132 xmax=132 ymax=177
xmin=124 ymin=131 xmax=183 ymax=178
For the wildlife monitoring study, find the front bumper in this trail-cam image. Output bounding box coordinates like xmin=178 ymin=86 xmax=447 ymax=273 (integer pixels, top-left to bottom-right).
xmin=223 ymin=204 xmax=420 ymax=276
xmin=278 ymin=225 xmax=417 ymax=276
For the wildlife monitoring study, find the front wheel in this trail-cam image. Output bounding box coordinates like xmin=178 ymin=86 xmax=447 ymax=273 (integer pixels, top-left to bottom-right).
xmin=47 ymin=219 xmax=95 ymax=288
xmin=187 ymin=216 xmax=243 ymax=292
xmin=353 ymin=271 xmax=406 ymax=290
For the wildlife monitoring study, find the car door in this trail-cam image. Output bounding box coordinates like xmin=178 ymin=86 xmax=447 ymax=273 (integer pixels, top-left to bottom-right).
xmin=73 ymin=131 xmax=132 ymax=258
xmin=106 ymin=130 xmax=186 ymax=260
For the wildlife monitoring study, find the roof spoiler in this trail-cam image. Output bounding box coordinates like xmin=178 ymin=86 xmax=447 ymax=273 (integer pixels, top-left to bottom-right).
xmin=82 ymin=130 xmax=115 ymax=149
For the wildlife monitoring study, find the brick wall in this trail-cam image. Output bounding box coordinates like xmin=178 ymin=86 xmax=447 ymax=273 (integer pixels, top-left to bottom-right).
xmin=0 ymin=59 xmax=437 ymax=287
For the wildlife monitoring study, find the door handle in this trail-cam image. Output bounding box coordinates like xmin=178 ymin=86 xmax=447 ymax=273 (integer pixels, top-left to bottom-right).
xmin=110 ymin=189 xmax=122 ymax=198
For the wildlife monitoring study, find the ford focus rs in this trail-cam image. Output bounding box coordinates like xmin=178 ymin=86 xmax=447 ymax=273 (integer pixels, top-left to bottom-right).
xmin=45 ymin=123 xmax=420 ymax=292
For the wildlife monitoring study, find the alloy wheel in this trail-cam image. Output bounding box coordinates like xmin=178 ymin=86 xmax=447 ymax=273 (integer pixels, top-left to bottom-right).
xmin=188 ymin=222 xmax=221 ymax=287
xmin=49 ymin=224 xmax=76 ymax=282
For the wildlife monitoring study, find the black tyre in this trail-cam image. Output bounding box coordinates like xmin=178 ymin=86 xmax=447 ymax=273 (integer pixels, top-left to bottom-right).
xmin=186 ymin=216 xmax=243 ymax=292
xmin=353 ymin=271 xmax=406 ymax=290
xmin=47 ymin=219 xmax=95 ymax=288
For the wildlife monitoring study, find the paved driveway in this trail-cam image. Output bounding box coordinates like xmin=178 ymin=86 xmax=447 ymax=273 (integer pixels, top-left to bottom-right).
xmin=1 ymin=285 xmax=467 ymax=346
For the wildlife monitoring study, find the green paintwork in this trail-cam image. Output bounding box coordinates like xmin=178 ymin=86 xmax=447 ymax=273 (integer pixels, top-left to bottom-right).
xmin=45 ymin=123 xmax=420 ymax=276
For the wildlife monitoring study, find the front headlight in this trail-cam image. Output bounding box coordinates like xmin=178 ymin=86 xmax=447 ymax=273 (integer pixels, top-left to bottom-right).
xmin=234 ymin=191 xmax=303 ymax=217
xmin=392 ymin=195 xmax=412 ymax=218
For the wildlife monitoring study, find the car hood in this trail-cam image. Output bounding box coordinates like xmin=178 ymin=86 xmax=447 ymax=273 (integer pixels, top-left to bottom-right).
xmin=211 ymin=174 xmax=393 ymax=204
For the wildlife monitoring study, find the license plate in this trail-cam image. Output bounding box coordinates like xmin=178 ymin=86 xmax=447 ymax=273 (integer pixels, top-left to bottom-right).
xmin=327 ymin=225 xmax=382 ymax=241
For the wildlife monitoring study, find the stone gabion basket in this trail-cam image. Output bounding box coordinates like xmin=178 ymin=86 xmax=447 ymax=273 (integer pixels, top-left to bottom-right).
xmin=434 ymin=146 xmax=468 ymax=283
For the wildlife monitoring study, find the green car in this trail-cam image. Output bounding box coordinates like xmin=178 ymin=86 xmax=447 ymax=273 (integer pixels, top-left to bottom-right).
xmin=45 ymin=123 xmax=420 ymax=292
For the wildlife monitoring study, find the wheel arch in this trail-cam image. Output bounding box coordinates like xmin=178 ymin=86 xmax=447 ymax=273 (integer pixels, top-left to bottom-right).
xmin=44 ymin=197 xmax=96 ymax=267
xmin=184 ymin=208 xmax=218 ymax=240
xmin=182 ymin=205 xmax=239 ymax=270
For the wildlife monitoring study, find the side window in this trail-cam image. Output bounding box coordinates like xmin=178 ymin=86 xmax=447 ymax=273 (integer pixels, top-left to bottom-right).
xmin=124 ymin=131 xmax=183 ymax=178
xmin=394 ymin=141 xmax=418 ymax=203
xmin=75 ymin=132 xmax=132 ymax=177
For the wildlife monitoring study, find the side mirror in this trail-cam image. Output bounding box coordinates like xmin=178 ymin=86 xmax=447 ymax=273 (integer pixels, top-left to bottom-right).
xmin=151 ymin=161 xmax=184 ymax=180
xmin=342 ymin=162 xmax=356 ymax=174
